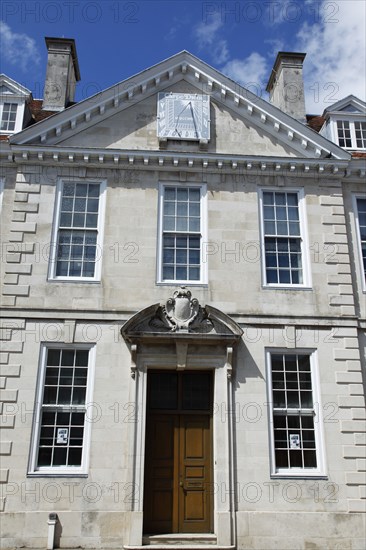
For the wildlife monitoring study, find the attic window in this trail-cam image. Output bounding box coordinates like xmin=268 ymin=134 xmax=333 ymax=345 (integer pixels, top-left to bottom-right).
xmin=336 ymin=119 xmax=366 ymax=150
xmin=0 ymin=103 xmax=17 ymax=132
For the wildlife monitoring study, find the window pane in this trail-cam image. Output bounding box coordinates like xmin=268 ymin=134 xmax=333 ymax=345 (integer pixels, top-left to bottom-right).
xmin=177 ymin=188 xmax=188 ymax=201
xmin=189 ymin=267 xmax=200 ymax=280
xmin=182 ymin=373 xmax=211 ymax=410
xmin=263 ymin=192 xmax=274 ymax=205
xmin=149 ymin=372 xmax=178 ymax=409
xmin=164 ymin=187 xmax=176 ymax=200
xmin=47 ymin=349 xmax=60 ymax=366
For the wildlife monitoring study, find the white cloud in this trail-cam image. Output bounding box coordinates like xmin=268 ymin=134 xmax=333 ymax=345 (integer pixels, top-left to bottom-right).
xmin=195 ymin=12 xmax=223 ymax=47
xmin=296 ymin=0 xmax=366 ymax=113
xmin=221 ymin=53 xmax=269 ymax=96
xmin=194 ymin=13 xmax=230 ymax=64
xmin=0 ymin=21 xmax=40 ymax=72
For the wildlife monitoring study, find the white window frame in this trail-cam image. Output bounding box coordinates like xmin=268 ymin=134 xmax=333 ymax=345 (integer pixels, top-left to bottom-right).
xmin=0 ymin=98 xmax=25 ymax=134
xmin=265 ymin=349 xmax=326 ymax=478
xmin=48 ymin=179 xmax=106 ymax=282
xmin=259 ymin=188 xmax=311 ymax=289
xmin=28 ymin=343 xmax=96 ymax=476
xmin=352 ymin=194 xmax=366 ymax=293
xmin=0 ymin=177 xmax=4 ymax=213
xmin=156 ymin=182 xmax=208 ymax=285
xmin=332 ymin=117 xmax=366 ymax=150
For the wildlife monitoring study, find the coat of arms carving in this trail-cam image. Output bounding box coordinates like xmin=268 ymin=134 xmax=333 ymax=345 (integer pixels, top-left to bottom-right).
xmin=163 ymin=287 xmax=199 ymax=331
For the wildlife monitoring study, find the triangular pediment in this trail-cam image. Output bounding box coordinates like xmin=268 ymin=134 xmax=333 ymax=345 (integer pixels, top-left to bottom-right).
xmin=0 ymin=74 xmax=31 ymax=99
xmin=54 ymin=80 xmax=300 ymax=158
xmin=9 ymin=51 xmax=349 ymax=160
xmin=323 ymin=95 xmax=366 ymax=115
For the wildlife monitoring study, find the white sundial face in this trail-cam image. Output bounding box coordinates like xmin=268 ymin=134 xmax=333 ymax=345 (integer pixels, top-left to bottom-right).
xmin=157 ymin=93 xmax=210 ymax=141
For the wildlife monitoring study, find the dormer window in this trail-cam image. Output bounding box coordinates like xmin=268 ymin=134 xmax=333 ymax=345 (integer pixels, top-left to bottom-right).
xmin=321 ymin=95 xmax=366 ymax=151
xmin=0 ymin=74 xmax=32 ymax=135
xmin=0 ymin=102 xmax=18 ymax=132
xmin=336 ymin=119 xmax=366 ymax=149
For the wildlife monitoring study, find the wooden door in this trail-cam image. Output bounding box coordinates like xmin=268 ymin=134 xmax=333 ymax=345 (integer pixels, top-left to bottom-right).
xmin=143 ymin=371 xmax=212 ymax=534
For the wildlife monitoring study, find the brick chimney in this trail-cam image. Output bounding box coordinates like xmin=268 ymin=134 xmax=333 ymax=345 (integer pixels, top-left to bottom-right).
xmin=42 ymin=37 xmax=81 ymax=112
xmin=266 ymin=52 xmax=306 ymax=122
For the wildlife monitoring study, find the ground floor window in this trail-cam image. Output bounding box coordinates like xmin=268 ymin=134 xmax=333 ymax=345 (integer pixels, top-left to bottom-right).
xmin=266 ymin=351 xmax=325 ymax=477
xmin=28 ymin=345 xmax=95 ymax=475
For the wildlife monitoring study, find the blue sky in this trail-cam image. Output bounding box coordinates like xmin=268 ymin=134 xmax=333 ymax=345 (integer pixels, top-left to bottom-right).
xmin=1 ymin=0 xmax=365 ymax=114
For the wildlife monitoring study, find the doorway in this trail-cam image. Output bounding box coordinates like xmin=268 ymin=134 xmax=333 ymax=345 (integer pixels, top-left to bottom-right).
xmin=143 ymin=370 xmax=213 ymax=534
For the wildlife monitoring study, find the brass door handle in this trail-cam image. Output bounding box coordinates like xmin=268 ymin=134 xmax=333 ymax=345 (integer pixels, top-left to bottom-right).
xmin=179 ymin=481 xmax=183 ymax=487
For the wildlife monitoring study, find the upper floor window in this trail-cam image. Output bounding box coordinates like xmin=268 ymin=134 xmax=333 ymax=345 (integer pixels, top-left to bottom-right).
xmin=0 ymin=102 xmax=17 ymax=131
xmin=157 ymin=184 xmax=207 ymax=284
xmin=266 ymin=351 xmax=325 ymax=477
xmin=259 ymin=189 xmax=310 ymax=287
xmin=336 ymin=119 xmax=366 ymax=149
xmin=354 ymin=196 xmax=366 ymax=291
xmin=28 ymin=345 xmax=95 ymax=475
xmin=49 ymin=180 xmax=106 ymax=281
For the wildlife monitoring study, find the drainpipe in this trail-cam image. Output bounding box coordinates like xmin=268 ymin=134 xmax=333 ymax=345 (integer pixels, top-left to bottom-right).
xmin=47 ymin=513 xmax=58 ymax=550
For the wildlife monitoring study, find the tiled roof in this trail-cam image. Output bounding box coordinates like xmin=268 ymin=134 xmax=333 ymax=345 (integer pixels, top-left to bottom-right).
xmin=29 ymin=99 xmax=56 ymax=123
xmin=306 ymin=115 xmax=325 ymax=133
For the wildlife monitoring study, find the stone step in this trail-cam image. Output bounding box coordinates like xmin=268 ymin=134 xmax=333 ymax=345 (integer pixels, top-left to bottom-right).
xmin=127 ymin=546 xmax=234 ymax=550
xmin=143 ymin=534 xmax=217 ymax=546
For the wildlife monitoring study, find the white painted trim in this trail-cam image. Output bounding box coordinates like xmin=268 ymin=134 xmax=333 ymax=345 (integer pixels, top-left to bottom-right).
xmin=27 ymin=342 xmax=96 ymax=476
xmin=258 ymin=187 xmax=312 ymax=289
xmin=265 ymin=348 xmax=327 ymax=478
xmin=352 ymin=194 xmax=366 ymax=293
xmin=156 ymin=182 xmax=208 ymax=285
xmin=0 ymin=177 xmax=4 ymax=213
xmin=48 ymin=178 xmax=107 ymax=282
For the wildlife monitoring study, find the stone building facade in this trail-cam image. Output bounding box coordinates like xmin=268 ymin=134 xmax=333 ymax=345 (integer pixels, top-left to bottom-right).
xmin=0 ymin=39 xmax=365 ymax=549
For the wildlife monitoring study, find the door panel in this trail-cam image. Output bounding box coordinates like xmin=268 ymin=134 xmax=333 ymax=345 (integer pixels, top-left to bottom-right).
xmin=179 ymin=415 xmax=211 ymax=532
xmin=143 ymin=414 xmax=177 ymax=533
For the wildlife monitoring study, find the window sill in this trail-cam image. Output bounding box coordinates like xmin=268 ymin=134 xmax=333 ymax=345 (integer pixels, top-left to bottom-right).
xmin=156 ymin=281 xmax=208 ymax=287
xmin=270 ymin=473 xmax=328 ymax=479
xmin=47 ymin=278 xmax=101 ymax=284
xmin=262 ymin=285 xmax=313 ymax=291
xmin=27 ymin=471 xmax=88 ymax=478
